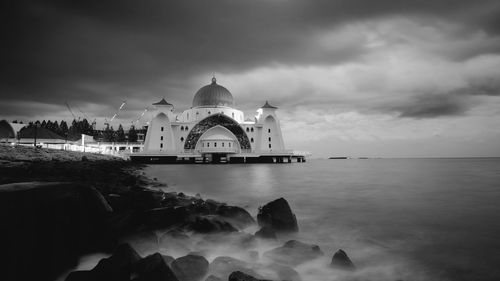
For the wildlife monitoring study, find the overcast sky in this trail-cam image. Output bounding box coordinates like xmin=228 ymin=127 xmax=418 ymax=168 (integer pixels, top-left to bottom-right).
xmin=1 ymin=0 xmax=500 ymax=157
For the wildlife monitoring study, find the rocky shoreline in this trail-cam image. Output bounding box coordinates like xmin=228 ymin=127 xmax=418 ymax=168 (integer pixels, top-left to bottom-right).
xmin=0 ymin=146 xmax=355 ymax=281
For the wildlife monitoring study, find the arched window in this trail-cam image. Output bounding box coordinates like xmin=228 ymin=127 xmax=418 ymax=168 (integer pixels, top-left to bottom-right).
xmin=269 ymin=137 xmax=271 ymax=142
xmin=269 ymin=144 xmax=271 ymax=148
xmin=208 ymin=111 xmax=211 ymax=115
xmin=181 ymin=137 xmax=184 ymax=142
xmin=161 ymin=127 xmax=164 ymax=132
xmin=214 ymin=142 xmax=217 ymax=147
xmin=268 ymin=128 xmax=271 ymax=133
xmin=246 ymin=127 xmax=249 ymax=132
xmin=232 ymin=112 xmax=235 ymax=119
xmin=181 ymin=126 xmax=184 ymax=131
xmin=187 ymin=113 xmax=189 ymax=120
xmin=229 ymin=142 xmax=231 ymax=147
xmin=222 ymin=142 xmax=225 ymax=147
xmin=251 ymin=127 xmax=254 ymax=132
xmin=185 ymin=126 xmax=188 ymax=131
xmin=160 ymin=136 xmax=163 ymax=141
xmin=202 ymin=142 xmax=204 ymax=147
xmin=207 ymin=142 xmax=209 ymax=147
xmin=251 ymin=138 xmax=254 ymax=143
xmin=160 ymin=143 xmax=163 ymax=148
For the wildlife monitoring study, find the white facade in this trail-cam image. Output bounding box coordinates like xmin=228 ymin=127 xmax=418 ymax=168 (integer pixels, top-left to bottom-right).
xmin=142 ymin=77 xmax=287 ymax=158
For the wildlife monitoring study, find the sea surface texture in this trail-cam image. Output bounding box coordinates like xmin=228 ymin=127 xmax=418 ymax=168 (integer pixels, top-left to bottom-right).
xmin=145 ymin=158 xmax=500 ymax=281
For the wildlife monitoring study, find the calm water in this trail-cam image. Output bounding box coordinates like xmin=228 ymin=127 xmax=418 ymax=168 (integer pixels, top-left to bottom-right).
xmin=145 ymin=158 xmax=500 ymax=281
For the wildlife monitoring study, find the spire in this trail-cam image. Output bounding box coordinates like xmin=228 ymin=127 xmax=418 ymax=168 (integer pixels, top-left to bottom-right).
xmin=261 ymin=100 xmax=278 ymax=109
xmin=211 ymin=74 xmax=217 ymax=84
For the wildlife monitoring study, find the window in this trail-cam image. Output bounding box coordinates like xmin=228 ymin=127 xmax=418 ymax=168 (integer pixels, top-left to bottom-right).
xmin=181 ymin=126 xmax=184 ymax=131
xmin=160 ymin=143 xmax=163 ymax=148
xmin=229 ymin=142 xmax=231 ymax=147
xmin=232 ymin=112 xmax=235 ymax=119
xmin=180 ymin=137 xmax=184 ymax=142
xmin=160 ymin=136 xmax=163 ymax=141
xmin=269 ymin=144 xmax=271 ymax=148
xmin=251 ymin=127 xmax=254 ymax=132
xmin=185 ymin=126 xmax=188 ymax=131
xmin=251 ymin=138 xmax=254 ymax=143
xmin=214 ymin=142 xmax=217 ymax=147
xmin=269 ymin=137 xmax=271 ymax=142
xmin=161 ymin=127 xmax=164 ymax=132
xmin=207 ymin=142 xmax=209 ymax=147
xmin=187 ymin=113 xmax=189 ymax=119
xmin=246 ymin=127 xmax=249 ymax=132
xmin=268 ymin=128 xmax=271 ymax=133
xmin=202 ymin=142 xmax=204 ymax=147
xmin=222 ymin=142 xmax=225 ymax=147
xmin=208 ymin=111 xmax=211 ymax=115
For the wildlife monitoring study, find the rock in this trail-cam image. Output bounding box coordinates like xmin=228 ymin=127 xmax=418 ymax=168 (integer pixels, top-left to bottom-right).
xmin=228 ymin=271 xmax=263 ymax=281
xmin=91 ymin=243 xmax=142 ymax=281
xmin=204 ymin=275 xmax=223 ymax=281
xmin=162 ymin=255 xmax=175 ymax=267
xmin=143 ymin=206 xmax=189 ymax=229
xmin=216 ymin=205 xmax=255 ymax=229
xmin=254 ymin=227 xmax=277 ymax=239
xmin=257 ymin=198 xmax=298 ymax=232
xmin=263 ymin=240 xmax=323 ymax=266
xmin=0 ymin=182 xmax=113 ymax=281
xmin=265 ymin=263 xmax=301 ymax=281
xmin=188 ymin=215 xmax=238 ymax=233
xmin=65 ymin=271 xmax=95 ymax=281
xmin=132 ymin=252 xmax=179 ymax=281
xmin=330 ymin=249 xmax=355 ymax=270
xmin=209 ymin=256 xmax=261 ymax=281
xmin=171 ymin=254 xmax=209 ymax=281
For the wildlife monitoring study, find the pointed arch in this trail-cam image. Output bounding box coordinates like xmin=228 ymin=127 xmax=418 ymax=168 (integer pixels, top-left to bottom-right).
xmin=184 ymin=113 xmax=251 ymax=149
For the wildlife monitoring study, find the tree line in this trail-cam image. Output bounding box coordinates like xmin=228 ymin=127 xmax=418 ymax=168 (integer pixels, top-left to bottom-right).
xmin=17 ymin=119 xmax=145 ymax=142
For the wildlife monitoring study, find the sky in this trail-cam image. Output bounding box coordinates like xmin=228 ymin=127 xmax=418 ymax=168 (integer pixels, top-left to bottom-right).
xmin=1 ymin=0 xmax=500 ymax=157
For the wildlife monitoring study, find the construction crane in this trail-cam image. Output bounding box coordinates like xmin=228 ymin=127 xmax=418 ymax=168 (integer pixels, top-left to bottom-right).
xmin=104 ymin=100 xmax=127 ymax=127
xmin=132 ymin=107 xmax=149 ymax=126
xmin=65 ymin=101 xmax=79 ymax=120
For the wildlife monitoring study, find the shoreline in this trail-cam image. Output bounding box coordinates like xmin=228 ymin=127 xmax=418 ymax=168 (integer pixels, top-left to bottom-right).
xmin=1 ymin=145 xmax=355 ymax=281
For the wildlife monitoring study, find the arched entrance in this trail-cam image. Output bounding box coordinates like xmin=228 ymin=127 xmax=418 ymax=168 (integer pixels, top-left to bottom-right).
xmin=184 ymin=113 xmax=251 ymax=151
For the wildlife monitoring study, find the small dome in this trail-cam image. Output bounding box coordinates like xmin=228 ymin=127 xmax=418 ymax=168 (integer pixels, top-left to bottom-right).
xmin=192 ymin=77 xmax=234 ymax=107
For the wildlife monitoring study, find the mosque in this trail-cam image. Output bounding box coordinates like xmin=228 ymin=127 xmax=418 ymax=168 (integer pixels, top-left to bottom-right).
xmin=130 ymin=77 xmax=305 ymax=164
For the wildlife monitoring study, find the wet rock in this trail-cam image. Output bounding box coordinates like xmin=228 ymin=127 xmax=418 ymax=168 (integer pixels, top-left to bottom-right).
xmin=330 ymin=249 xmax=355 ymax=270
xmin=209 ymin=256 xmax=261 ymax=280
xmin=188 ymin=215 xmax=238 ymax=233
xmin=132 ymin=252 xmax=179 ymax=281
xmin=263 ymin=240 xmax=323 ymax=266
xmin=171 ymin=254 xmax=209 ymax=281
xmin=216 ymin=205 xmax=255 ymax=229
xmin=196 ymin=232 xmax=256 ymax=252
xmin=265 ymin=263 xmax=301 ymax=281
xmin=254 ymin=226 xmax=277 ymax=239
xmin=228 ymin=271 xmax=264 ymax=281
xmin=143 ymin=206 xmax=189 ymax=229
xmin=91 ymin=243 xmax=142 ymax=281
xmin=257 ymin=198 xmax=298 ymax=232
xmin=0 ymin=182 xmax=113 ymax=281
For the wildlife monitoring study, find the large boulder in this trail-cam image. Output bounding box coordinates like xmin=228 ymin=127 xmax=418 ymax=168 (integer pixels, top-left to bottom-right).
xmin=330 ymin=249 xmax=355 ymax=270
xmin=257 ymin=198 xmax=298 ymax=232
xmin=90 ymin=243 xmax=142 ymax=281
xmin=254 ymin=226 xmax=277 ymax=239
xmin=171 ymin=255 xmax=209 ymax=281
xmin=216 ymin=205 xmax=255 ymax=229
xmin=0 ymin=182 xmax=113 ymax=281
xmin=132 ymin=252 xmax=179 ymax=281
xmin=209 ymin=256 xmax=261 ymax=281
xmin=263 ymin=240 xmax=323 ymax=266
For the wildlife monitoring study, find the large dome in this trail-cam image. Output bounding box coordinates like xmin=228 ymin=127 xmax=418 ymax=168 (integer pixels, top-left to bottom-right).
xmin=192 ymin=77 xmax=234 ymax=107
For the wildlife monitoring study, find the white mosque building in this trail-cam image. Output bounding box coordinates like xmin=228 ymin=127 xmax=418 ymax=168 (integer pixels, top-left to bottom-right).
xmin=130 ymin=77 xmax=305 ymax=164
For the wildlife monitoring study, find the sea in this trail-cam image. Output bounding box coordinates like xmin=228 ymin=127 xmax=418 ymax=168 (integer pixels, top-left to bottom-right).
xmin=144 ymin=158 xmax=500 ymax=281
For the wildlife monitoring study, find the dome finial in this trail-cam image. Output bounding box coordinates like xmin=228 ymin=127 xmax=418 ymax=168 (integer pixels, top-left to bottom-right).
xmin=211 ymin=73 xmax=216 ymax=84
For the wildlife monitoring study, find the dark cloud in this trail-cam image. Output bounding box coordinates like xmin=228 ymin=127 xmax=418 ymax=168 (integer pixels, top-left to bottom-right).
xmin=1 ymin=0 xmax=500 ymax=121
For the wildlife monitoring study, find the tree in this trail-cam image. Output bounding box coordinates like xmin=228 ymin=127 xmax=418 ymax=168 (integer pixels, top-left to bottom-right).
xmin=115 ymin=124 xmax=126 ymax=142
xmin=59 ymin=121 xmax=69 ymax=139
xmin=103 ymin=125 xmax=115 ymax=142
xmin=128 ymin=125 xmax=138 ymax=142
